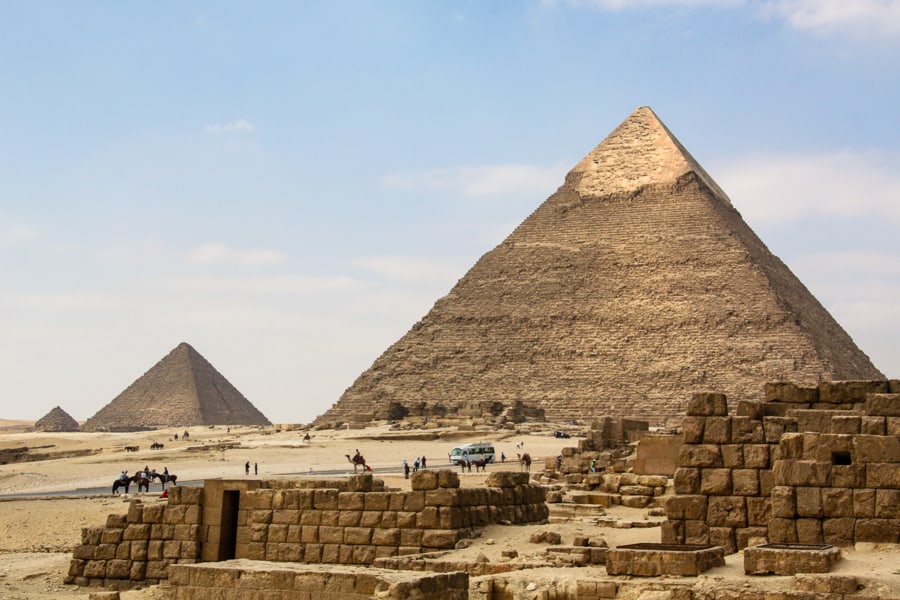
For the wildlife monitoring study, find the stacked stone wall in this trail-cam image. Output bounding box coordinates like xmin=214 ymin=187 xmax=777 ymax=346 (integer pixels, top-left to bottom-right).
xmin=69 ymin=471 xmax=547 ymax=590
xmin=235 ymin=470 xmax=547 ymax=565
xmin=662 ymin=392 xmax=784 ymax=554
xmin=768 ymin=393 xmax=900 ymax=545
xmin=663 ymin=383 xmax=900 ymax=555
xmin=67 ymin=486 xmax=203 ymax=589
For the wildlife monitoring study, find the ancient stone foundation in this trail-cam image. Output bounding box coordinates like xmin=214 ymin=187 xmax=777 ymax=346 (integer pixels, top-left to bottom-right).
xmin=68 ymin=470 xmax=547 ymax=590
xmin=663 ymin=383 xmax=900 ymax=554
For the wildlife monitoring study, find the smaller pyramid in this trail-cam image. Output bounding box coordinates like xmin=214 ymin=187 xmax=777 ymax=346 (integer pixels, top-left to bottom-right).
xmin=34 ymin=406 xmax=80 ymax=432
xmin=82 ymin=342 xmax=271 ymax=431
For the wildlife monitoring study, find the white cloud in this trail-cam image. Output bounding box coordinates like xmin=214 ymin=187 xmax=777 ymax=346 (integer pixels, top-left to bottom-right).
xmin=549 ymin=0 xmax=900 ymax=39
xmin=203 ymin=119 xmax=257 ymax=134
xmin=711 ymin=150 xmax=900 ymax=224
xmin=381 ymin=163 xmax=565 ymax=198
xmin=0 ymin=222 xmax=38 ymax=246
xmin=351 ymin=254 xmax=472 ymax=284
xmin=158 ymin=273 xmax=364 ymax=295
xmin=757 ymin=0 xmax=900 ymax=38
xmin=187 ymin=242 xmax=287 ymax=266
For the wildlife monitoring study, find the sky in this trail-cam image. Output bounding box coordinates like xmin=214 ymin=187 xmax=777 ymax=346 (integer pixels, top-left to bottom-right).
xmin=2 ymin=1 xmax=899 ymax=425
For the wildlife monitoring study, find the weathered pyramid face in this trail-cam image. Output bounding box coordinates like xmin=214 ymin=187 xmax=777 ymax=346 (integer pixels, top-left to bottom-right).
xmin=34 ymin=406 xmax=80 ymax=432
xmin=82 ymin=342 xmax=271 ymax=431
xmin=316 ymin=107 xmax=883 ymax=426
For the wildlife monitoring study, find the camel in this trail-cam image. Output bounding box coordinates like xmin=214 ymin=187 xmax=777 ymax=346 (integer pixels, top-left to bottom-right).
xmin=519 ymin=452 xmax=532 ymax=473
xmin=345 ymin=452 xmax=367 ymax=473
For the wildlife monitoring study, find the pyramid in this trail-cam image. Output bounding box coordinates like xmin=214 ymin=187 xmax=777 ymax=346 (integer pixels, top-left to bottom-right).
xmin=316 ymin=107 xmax=883 ymax=425
xmin=33 ymin=406 xmax=80 ymax=432
xmin=82 ymin=342 xmax=271 ymax=431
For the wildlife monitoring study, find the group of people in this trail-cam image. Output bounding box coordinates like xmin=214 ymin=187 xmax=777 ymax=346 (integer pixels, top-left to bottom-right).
xmin=244 ymin=461 xmax=258 ymax=475
xmin=402 ymin=455 xmax=428 ymax=478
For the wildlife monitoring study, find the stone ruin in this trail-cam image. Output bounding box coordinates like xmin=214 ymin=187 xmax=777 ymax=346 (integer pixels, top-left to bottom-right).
xmin=67 ymin=470 xmax=546 ymax=592
xmin=662 ymin=381 xmax=900 ymax=555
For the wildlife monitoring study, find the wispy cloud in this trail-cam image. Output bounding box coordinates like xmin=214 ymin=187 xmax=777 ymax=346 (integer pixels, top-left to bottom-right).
xmin=187 ymin=242 xmax=287 ymax=266
xmin=158 ymin=273 xmax=363 ymax=295
xmin=381 ymin=163 xmax=565 ymax=198
xmin=0 ymin=222 xmax=38 ymax=246
xmin=351 ymin=254 xmax=471 ymax=284
xmin=711 ymin=150 xmax=900 ymax=224
xmin=550 ymin=0 xmax=900 ymax=39
xmin=203 ymin=119 xmax=257 ymax=134
xmin=758 ymin=0 xmax=900 ymax=38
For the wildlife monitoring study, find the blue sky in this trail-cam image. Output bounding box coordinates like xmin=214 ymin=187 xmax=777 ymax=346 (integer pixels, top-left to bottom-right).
xmin=2 ymin=1 xmax=899 ymax=424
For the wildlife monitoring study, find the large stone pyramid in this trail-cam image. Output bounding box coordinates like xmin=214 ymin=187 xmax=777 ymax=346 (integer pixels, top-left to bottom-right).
xmin=83 ymin=342 xmax=271 ymax=431
xmin=316 ymin=107 xmax=883 ymax=426
xmin=34 ymin=406 xmax=80 ymax=432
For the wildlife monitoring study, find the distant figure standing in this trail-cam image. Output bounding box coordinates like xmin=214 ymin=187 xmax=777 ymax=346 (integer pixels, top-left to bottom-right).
xmin=421 ymin=455 xmax=427 ymax=469
xmin=501 ymin=452 xmax=506 ymax=463
xmin=403 ymin=460 xmax=410 ymax=479
xmin=413 ymin=457 xmax=420 ymax=473
xmin=245 ymin=461 xmax=250 ymax=475
xmin=254 ymin=462 xmax=258 ymax=475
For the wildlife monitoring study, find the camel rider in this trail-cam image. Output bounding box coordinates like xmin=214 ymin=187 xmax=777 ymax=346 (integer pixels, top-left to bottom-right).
xmin=119 ymin=471 xmax=128 ymax=482
xmin=354 ymin=449 xmax=361 ymax=461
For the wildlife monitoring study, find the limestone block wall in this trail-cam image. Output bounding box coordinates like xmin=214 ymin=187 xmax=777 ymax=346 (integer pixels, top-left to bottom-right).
xmin=768 ymin=394 xmax=900 ymax=545
xmin=68 ymin=471 xmax=547 ymax=590
xmin=67 ymin=485 xmax=203 ymax=589
xmin=662 ymin=392 xmax=784 ymax=554
xmin=235 ymin=470 xmax=547 ymax=565
xmin=663 ymin=383 xmax=900 ymax=554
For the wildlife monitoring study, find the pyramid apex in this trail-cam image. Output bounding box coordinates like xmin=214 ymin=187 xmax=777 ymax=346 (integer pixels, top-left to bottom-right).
xmin=567 ymin=106 xmax=729 ymax=202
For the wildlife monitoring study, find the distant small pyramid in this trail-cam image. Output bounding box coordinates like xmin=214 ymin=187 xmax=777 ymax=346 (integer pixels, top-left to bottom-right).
xmin=316 ymin=107 xmax=883 ymax=425
xmin=34 ymin=406 xmax=80 ymax=432
xmin=82 ymin=342 xmax=271 ymax=431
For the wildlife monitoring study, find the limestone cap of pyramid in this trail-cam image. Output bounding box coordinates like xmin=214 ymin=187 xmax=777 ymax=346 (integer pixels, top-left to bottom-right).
xmin=567 ymin=106 xmax=731 ymax=202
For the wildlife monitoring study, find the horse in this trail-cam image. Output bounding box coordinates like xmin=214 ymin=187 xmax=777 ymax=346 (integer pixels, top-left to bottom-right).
xmin=469 ymin=459 xmax=489 ymax=473
xmin=124 ymin=445 xmax=139 ymax=453
xmin=150 ymin=442 xmax=164 ymax=450
xmin=112 ymin=474 xmax=147 ymax=494
xmin=345 ymin=452 xmax=367 ymax=473
xmin=151 ymin=471 xmax=177 ymax=487
xmin=519 ymin=452 xmax=532 ymax=473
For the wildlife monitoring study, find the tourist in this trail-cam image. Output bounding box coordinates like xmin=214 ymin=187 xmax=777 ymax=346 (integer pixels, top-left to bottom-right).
xmin=245 ymin=461 xmax=250 ymax=475
xmin=254 ymin=462 xmax=258 ymax=475
xmin=501 ymin=451 xmax=506 ymax=463
xmin=403 ymin=459 xmax=410 ymax=479
xmin=413 ymin=457 xmax=420 ymax=473
xmin=421 ymin=455 xmax=427 ymax=469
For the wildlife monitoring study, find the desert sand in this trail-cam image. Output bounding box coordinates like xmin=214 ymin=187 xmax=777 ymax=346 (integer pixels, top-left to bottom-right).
xmin=1 ymin=420 xmax=898 ymax=599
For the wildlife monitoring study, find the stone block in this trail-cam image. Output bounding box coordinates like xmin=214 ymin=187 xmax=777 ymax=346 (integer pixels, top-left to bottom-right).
xmin=795 ymin=487 xmax=823 ymax=518
xmin=794 ymin=574 xmax=859 ymax=594
xmin=700 ymin=468 xmax=732 ymax=496
xmin=855 ymin=518 xmax=900 ymax=543
xmin=831 ymin=464 xmax=866 ymax=489
xmin=819 ymin=380 xmax=887 ymax=404
xmin=779 ymin=433 xmax=804 ymax=459
xmin=682 ymin=416 xmax=705 ymax=444
xmin=853 ymin=489 xmax=875 ymax=518
xmin=313 ymin=489 xmax=339 ymax=510
xmin=764 ymin=417 xmax=797 ymax=443
xmin=678 ymin=445 xmax=723 ymax=468
xmin=732 ymin=469 xmax=760 ymax=496
xmin=866 ymin=463 xmax=900 ymax=488
xmin=875 ymin=489 xmax=900 ymax=518
xmin=743 ymin=543 xmax=841 ymax=575
xmin=736 ymin=526 xmax=768 ymax=550
xmin=889 ymin=417 xmax=900 ymax=436
xmin=746 ymin=496 xmax=772 ymax=528
xmin=410 ymin=470 xmax=439 ymax=491
xmin=819 ymin=488 xmax=853 ymax=518
xmin=707 ymin=496 xmax=746 ymax=528
xmin=703 ymin=417 xmax=732 ymax=444
xmin=708 ymin=527 xmax=737 ymax=555
xmin=673 ymin=468 xmax=700 ymax=494
xmin=731 ymin=417 xmax=765 ymax=443
xmin=485 ymin=471 xmax=529 ymax=487
xmin=773 ymin=460 xmax=831 ymax=487
xmin=861 ymin=416 xmax=887 ymax=435
xmin=420 ymin=529 xmax=458 ymax=549
xmin=768 ymin=518 xmax=797 ymax=544
xmin=765 ymin=382 xmax=819 ymax=403
xmin=684 ymin=520 xmax=709 ymax=545
xmin=606 ymin=543 xmax=725 ymax=576
xmin=796 ymin=519 xmax=824 ymax=544
xmin=721 ymin=445 xmax=744 ymax=468
xmin=665 ymin=495 xmax=708 ymax=520
xmin=830 ymin=416 xmax=861 ymax=434
xmin=660 ymin=520 xmax=684 ymax=544
xmin=853 ymin=435 xmax=900 ymax=463
xmin=106 ymin=514 xmax=127 ymax=529
xmin=687 ymin=392 xmax=729 ymax=416
xmin=822 ymin=518 xmax=856 ymax=546
xmin=403 ymin=492 xmax=425 ymax=512
xmin=743 ymin=444 xmax=770 ymax=469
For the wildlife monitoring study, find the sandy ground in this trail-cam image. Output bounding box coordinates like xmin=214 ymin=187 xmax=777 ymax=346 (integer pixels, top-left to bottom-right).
xmin=1 ymin=420 xmax=898 ymax=599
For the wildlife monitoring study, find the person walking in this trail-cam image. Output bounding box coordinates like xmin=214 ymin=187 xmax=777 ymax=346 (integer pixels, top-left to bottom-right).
xmin=245 ymin=461 xmax=250 ymax=475
xmin=403 ymin=459 xmax=410 ymax=479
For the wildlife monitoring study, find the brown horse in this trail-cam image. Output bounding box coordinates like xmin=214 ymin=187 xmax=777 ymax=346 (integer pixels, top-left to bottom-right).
xmin=150 ymin=470 xmax=177 ymax=487
xmin=112 ymin=474 xmax=148 ymax=494
xmin=345 ymin=452 xmax=367 ymax=472
xmin=519 ymin=452 xmax=532 ymax=473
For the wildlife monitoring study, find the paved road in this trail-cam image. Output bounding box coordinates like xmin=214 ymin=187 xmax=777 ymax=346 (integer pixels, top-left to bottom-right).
xmin=0 ymin=466 xmax=416 ymax=500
